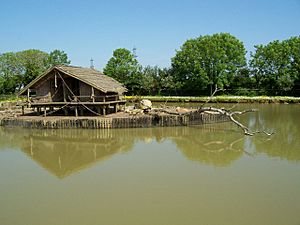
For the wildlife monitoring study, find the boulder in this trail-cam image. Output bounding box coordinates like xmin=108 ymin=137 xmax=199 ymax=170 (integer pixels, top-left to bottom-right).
xmin=139 ymin=99 xmax=152 ymax=110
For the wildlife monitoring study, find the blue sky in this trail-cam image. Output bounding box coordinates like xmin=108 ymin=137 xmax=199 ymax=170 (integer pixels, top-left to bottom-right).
xmin=0 ymin=0 xmax=299 ymax=70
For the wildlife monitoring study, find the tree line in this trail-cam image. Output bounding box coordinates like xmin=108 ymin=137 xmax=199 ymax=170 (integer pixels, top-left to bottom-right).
xmin=0 ymin=49 xmax=70 ymax=94
xmin=104 ymin=33 xmax=300 ymax=96
xmin=1 ymin=33 xmax=299 ymax=96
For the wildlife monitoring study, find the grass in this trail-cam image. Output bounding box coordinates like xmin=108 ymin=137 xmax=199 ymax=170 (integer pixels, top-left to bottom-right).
xmin=1 ymin=94 xmax=299 ymax=104
xmin=0 ymin=95 xmax=24 ymax=104
xmin=125 ymin=95 xmax=300 ymax=103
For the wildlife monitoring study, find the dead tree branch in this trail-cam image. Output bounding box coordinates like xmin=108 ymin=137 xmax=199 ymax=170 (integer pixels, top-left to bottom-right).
xmin=199 ymin=85 xmax=223 ymax=108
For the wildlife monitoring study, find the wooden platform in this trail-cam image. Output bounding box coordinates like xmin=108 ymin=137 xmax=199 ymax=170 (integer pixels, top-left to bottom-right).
xmin=20 ymin=100 xmax=127 ymax=117
xmin=0 ymin=112 xmax=229 ymax=129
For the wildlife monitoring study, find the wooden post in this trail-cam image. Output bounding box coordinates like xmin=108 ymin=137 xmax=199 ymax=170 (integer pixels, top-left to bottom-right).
xmin=54 ymin=73 xmax=57 ymax=88
xmin=91 ymin=87 xmax=95 ymax=103
xmin=63 ymin=108 xmax=68 ymax=116
xmin=103 ymin=107 xmax=106 ymax=116
xmin=63 ymin=82 xmax=66 ymax=102
xmin=114 ymin=104 xmax=118 ymax=113
xmin=75 ymin=106 xmax=78 ymax=117
xmin=22 ymin=106 xmax=24 ymax=115
xmin=27 ymin=89 xmax=30 ymax=102
xmin=44 ymin=107 xmax=47 ymax=117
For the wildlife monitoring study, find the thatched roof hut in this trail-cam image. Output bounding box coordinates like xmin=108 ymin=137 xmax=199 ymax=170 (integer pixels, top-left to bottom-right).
xmin=19 ymin=65 xmax=127 ymax=116
xmin=19 ymin=65 xmax=127 ymax=96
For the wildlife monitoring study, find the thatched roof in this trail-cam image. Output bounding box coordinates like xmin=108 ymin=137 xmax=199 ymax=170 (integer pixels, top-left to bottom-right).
xmin=19 ymin=65 xmax=127 ymax=95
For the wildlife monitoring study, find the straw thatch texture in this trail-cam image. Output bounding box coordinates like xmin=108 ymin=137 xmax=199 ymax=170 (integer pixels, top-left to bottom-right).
xmin=19 ymin=65 xmax=127 ymax=95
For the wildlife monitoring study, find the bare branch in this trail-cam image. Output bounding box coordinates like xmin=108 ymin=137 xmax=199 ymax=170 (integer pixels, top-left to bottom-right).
xmin=200 ymin=85 xmax=223 ymax=108
xmin=145 ymin=98 xmax=273 ymax=136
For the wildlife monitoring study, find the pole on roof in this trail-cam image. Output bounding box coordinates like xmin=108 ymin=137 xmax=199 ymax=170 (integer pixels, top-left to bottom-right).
xmin=90 ymin=58 xmax=94 ymax=69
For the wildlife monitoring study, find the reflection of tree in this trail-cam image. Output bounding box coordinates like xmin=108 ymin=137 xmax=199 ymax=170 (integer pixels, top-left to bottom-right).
xmin=0 ymin=127 xmax=23 ymax=150
xmin=1 ymin=104 xmax=299 ymax=176
xmin=239 ymin=104 xmax=300 ymax=162
xmin=170 ymin=124 xmax=245 ymax=167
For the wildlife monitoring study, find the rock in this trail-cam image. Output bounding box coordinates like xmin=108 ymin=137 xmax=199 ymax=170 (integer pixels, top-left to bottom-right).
xmin=139 ymin=99 xmax=152 ymax=110
xmin=176 ymin=107 xmax=189 ymax=114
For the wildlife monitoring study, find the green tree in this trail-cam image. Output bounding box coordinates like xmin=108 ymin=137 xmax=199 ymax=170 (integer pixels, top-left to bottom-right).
xmin=158 ymin=68 xmax=181 ymax=95
xmin=288 ymin=36 xmax=300 ymax=96
xmin=47 ymin=49 xmax=71 ymax=67
xmin=250 ymin=37 xmax=300 ymax=95
xmin=140 ymin=66 xmax=157 ymax=95
xmin=0 ymin=49 xmax=71 ymax=94
xmin=139 ymin=66 xmax=180 ymax=96
xmin=171 ymin=33 xmax=247 ymax=95
xmin=17 ymin=49 xmax=49 ymax=87
xmin=0 ymin=52 xmax=23 ymax=93
xmin=103 ymin=48 xmax=141 ymax=94
xmin=230 ymin=67 xmax=256 ymax=96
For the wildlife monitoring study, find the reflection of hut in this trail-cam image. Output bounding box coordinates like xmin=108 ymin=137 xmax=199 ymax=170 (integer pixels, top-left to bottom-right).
xmin=18 ymin=65 xmax=127 ymax=116
xmin=21 ymin=130 xmax=133 ymax=178
xmin=6 ymin=123 xmax=296 ymax=177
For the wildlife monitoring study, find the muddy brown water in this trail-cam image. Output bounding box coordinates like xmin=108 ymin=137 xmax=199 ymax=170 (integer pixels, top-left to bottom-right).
xmin=0 ymin=103 xmax=299 ymax=225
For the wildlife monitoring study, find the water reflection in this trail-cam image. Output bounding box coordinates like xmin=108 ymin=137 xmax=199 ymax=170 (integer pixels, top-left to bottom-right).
xmin=239 ymin=104 xmax=300 ymax=162
xmin=0 ymin=128 xmax=134 ymax=178
xmin=0 ymin=104 xmax=299 ymax=177
xmin=172 ymin=125 xmax=246 ymax=166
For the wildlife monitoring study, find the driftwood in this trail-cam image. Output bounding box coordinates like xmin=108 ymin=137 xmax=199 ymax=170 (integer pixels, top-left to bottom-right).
xmin=150 ymin=106 xmax=274 ymax=136
xmin=149 ymin=86 xmax=274 ymax=136
xmin=197 ymin=107 xmax=274 ymax=136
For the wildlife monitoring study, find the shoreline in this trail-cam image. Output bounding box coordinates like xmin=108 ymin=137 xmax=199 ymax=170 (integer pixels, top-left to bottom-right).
xmin=0 ymin=112 xmax=229 ymax=129
xmin=125 ymin=96 xmax=300 ymax=104
xmin=1 ymin=96 xmax=300 ymax=107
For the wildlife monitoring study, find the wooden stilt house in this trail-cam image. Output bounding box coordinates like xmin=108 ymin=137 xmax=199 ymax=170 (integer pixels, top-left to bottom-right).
xmin=18 ymin=65 xmax=127 ymax=116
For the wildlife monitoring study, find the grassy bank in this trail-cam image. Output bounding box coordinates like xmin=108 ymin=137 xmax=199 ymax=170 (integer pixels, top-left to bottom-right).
xmin=0 ymin=95 xmax=22 ymax=103
xmin=1 ymin=94 xmax=299 ymax=104
xmin=125 ymin=95 xmax=300 ymax=104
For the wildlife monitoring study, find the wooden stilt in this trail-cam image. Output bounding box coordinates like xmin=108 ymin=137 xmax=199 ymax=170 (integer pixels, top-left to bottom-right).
xmin=79 ymin=107 xmax=84 ymax=116
xmin=22 ymin=106 xmax=24 ymax=115
xmin=44 ymin=107 xmax=47 ymax=117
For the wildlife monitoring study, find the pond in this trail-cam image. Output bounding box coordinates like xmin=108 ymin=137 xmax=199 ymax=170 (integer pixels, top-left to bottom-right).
xmin=0 ymin=104 xmax=299 ymax=225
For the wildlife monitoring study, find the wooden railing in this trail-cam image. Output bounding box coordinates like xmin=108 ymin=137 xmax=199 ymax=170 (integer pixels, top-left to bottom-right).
xmin=30 ymin=95 xmax=52 ymax=103
xmin=29 ymin=94 xmax=120 ymax=103
xmin=73 ymin=95 xmax=119 ymax=103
